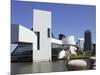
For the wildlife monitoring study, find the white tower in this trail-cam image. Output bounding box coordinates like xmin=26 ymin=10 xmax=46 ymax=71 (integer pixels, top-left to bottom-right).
xmin=78 ymin=38 xmax=84 ymax=51
xmin=33 ymin=9 xmax=52 ymax=62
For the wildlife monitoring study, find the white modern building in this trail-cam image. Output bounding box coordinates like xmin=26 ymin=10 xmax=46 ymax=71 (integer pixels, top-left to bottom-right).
xmin=11 ymin=9 xmax=77 ymax=62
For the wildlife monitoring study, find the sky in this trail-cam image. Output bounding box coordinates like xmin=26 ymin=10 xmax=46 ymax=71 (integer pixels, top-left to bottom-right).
xmin=11 ymin=0 xmax=96 ymax=43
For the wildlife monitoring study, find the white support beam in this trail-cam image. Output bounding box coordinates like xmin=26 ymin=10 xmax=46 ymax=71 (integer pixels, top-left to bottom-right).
xmin=11 ymin=24 xmax=37 ymax=43
xmin=51 ymin=38 xmax=62 ymax=45
xmin=18 ymin=25 xmax=36 ymax=43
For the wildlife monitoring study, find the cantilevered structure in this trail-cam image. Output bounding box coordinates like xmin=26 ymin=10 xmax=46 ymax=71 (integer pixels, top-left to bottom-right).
xmin=11 ymin=9 xmax=76 ymax=62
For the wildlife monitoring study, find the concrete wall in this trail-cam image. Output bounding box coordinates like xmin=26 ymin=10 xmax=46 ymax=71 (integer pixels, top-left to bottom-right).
xmin=11 ymin=24 xmax=37 ymax=43
xmin=33 ymin=9 xmax=52 ymax=62
xmin=51 ymin=38 xmax=62 ymax=48
xmin=51 ymin=43 xmax=62 ymax=48
xmin=11 ymin=24 xmax=19 ymax=43
xmin=11 ymin=24 xmax=37 ymax=54
xmin=18 ymin=25 xmax=36 ymax=43
xmin=51 ymin=38 xmax=62 ymax=45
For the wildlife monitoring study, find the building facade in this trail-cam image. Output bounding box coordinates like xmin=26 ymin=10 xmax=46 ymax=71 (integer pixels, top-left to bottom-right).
xmin=77 ymin=38 xmax=84 ymax=51
xmin=84 ymin=30 xmax=92 ymax=51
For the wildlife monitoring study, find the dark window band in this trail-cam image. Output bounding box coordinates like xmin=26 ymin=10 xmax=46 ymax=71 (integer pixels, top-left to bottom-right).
xmin=48 ymin=28 xmax=50 ymax=38
xmin=36 ymin=32 xmax=40 ymax=50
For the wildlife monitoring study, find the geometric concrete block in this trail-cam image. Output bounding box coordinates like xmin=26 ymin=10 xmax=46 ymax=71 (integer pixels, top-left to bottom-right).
xmin=33 ymin=9 xmax=52 ymax=62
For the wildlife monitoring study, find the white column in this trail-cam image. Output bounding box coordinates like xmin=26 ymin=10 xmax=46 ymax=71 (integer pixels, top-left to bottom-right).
xmin=33 ymin=9 xmax=52 ymax=62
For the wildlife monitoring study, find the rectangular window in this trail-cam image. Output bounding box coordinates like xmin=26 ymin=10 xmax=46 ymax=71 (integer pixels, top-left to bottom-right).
xmin=36 ymin=32 xmax=40 ymax=50
xmin=48 ymin=28 xmax=50 ymax=38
